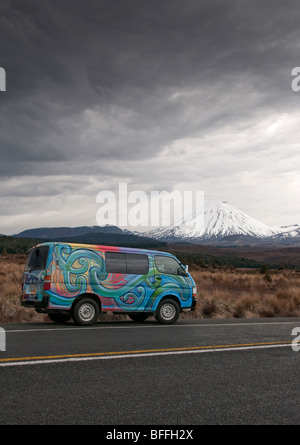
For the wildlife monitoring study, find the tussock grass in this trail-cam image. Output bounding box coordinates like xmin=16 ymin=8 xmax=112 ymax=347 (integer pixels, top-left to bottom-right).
xmin=187 ymin=267 xmax=300 ymax=319
xmin=0 ymin=254 xmax=299 ymax=323
xmin=0 ymin=255 xmax=47 ymax=323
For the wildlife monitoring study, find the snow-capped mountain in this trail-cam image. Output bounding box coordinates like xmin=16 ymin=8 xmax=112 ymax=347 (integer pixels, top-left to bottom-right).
xmin=272 ymin=225 xmax=300 ymax=238
xmin=12 ymin=201 xmax=300 ymax=247
xmin=200 ymin=201 xmax=284 ymax=239
xmin=268 ymin=224 xmax=300 ymax=245
xmin=144 ymin=201 xmax=298 ymax=244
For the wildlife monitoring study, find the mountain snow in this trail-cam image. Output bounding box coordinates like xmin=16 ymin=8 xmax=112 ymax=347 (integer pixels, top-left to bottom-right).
xmin=145 ymin=201 xmax=294 ymax=242
xmin=200 ymin=201 xmax=282 ymax=239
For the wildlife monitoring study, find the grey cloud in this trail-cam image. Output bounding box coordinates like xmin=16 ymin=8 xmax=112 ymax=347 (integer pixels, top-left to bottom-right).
xmin=1 ymin=0 xmax=300 ymax=230
xmin=1 ymin=1 xmax=299 ymax=155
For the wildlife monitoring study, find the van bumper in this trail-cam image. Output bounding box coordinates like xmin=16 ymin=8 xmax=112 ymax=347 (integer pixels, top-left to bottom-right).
xmin=182 ymin=297 xmax=197 ymax=312
xmin=20 ymin=295 xmax=49 ymax=309
xmin=191 ymin=297 xmax=197 ymax=311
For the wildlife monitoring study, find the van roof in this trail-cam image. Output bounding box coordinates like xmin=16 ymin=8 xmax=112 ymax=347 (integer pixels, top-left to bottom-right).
xmin=34 ymin=241 xmax=175 ymax=257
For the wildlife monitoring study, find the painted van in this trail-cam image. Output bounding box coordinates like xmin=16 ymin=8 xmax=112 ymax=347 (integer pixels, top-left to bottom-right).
xmin=21 ymin=242 xmax=197 ymax=325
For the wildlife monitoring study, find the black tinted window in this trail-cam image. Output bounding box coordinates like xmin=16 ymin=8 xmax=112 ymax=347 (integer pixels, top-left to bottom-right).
xmin=25 ymin=246 xmax=49 ymax=271
xmin=105 ymin=252 xmax=149 ymax=275
xmin=155 ymin=255 xmax=181 ymax=275
xmin=105 ymin=252 xmax=126 ymax=273
xmin=126 ymin=253 xmax=149 ymax=275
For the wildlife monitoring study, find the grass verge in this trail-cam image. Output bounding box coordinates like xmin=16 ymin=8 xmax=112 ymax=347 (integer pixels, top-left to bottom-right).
xmin=0 ymin=255 xmax=299 ymax=323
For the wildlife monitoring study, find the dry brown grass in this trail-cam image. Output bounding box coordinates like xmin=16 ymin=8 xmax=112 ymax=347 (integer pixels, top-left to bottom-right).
xmin=0 ymin=254 xmax=47 ymax=323
xmin=187 ymin=266 xmax=300 ymax=319
xmin=0 ymin=254 xmax=300 ymax=323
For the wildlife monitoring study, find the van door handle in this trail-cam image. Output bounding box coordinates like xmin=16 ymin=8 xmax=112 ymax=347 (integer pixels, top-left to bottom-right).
xmin=155 ymin=275 xmax=161 ymax=281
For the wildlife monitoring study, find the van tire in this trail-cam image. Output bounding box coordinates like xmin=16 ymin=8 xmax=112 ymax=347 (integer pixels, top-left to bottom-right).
xmin=155 ymin=299 xmax=180 ymax=324
xmin=48 ymin=313 xmax=71 ymax=324
xmin=72 ymin=297 xmax=100 ymax=326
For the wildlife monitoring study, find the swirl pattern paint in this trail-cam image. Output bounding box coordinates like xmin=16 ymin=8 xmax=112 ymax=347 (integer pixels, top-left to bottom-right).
xmin=43 ymin=243 xmax=194 ymax=312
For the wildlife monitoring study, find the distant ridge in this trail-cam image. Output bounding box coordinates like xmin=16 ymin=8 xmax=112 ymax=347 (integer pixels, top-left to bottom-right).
xmin=14 ymin=224 xmax=124 ymax=239
xmin=12 ymin=224 xmax=166 ymax=249
xmin=11 ymin=202 xmax=300 ymax=247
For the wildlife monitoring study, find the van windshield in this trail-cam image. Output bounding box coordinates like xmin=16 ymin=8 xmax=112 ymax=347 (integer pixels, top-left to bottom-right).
xmin=154 ymin=255 xmax=185 ymax=276
xmin=25 ymin=246 xmax=49 ymax=272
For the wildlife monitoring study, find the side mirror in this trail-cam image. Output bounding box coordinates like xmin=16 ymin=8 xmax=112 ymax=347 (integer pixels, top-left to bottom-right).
xmin=178 ymin=265 xmax=188 ymax=276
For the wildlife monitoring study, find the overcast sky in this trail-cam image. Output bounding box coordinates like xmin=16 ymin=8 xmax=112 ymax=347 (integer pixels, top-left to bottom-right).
xmin=1 ymin=0 xmax=300 ymax=234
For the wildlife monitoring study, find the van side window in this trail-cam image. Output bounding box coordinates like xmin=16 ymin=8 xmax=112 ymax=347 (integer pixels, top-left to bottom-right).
xmin=105 ymin=252 xmax=149 ymax=275
xmin=126 ymin=253 xmax=149 ymax=275
xmin=154 ymin=255 xmax=181 ymax=275
xmin=105 ymin=252 xmax=126 ymax=273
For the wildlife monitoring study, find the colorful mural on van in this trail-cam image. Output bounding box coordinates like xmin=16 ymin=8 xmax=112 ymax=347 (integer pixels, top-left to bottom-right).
xmin=21 ymin=242 xmax=197 ymax=324
xmin=46 ymin=243 xmax=194 ymax=311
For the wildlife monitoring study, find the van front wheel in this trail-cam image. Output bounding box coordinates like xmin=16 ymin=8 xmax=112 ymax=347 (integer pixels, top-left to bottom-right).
xmin=155 ymin=299 xmax=180 ymax=324
xmin=72 ymin=298 xmax=100 ymax=326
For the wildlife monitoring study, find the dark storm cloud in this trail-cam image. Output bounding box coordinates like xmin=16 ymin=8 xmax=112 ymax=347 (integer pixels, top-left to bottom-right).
xmin=1 ymin=0 xmax=300 ymax=232
xmin=1 ymin=0 xmax=299 ymax=177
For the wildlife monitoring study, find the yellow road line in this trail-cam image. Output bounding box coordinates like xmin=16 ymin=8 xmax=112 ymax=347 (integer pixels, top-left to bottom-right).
xmin=0 ymin=340 xmax=292 ymax=363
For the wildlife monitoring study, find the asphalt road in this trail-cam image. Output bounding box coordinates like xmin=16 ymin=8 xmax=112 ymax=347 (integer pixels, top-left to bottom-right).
xmin=0 ymin=317 xmax=299 ymax=425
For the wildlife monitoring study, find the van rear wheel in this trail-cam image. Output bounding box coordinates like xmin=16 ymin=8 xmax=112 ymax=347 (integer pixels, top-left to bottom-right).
xmin=72 ymin=298 xmax=100 ymax=326
xmin=155 ymin=299 xmax=180 ymax=324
